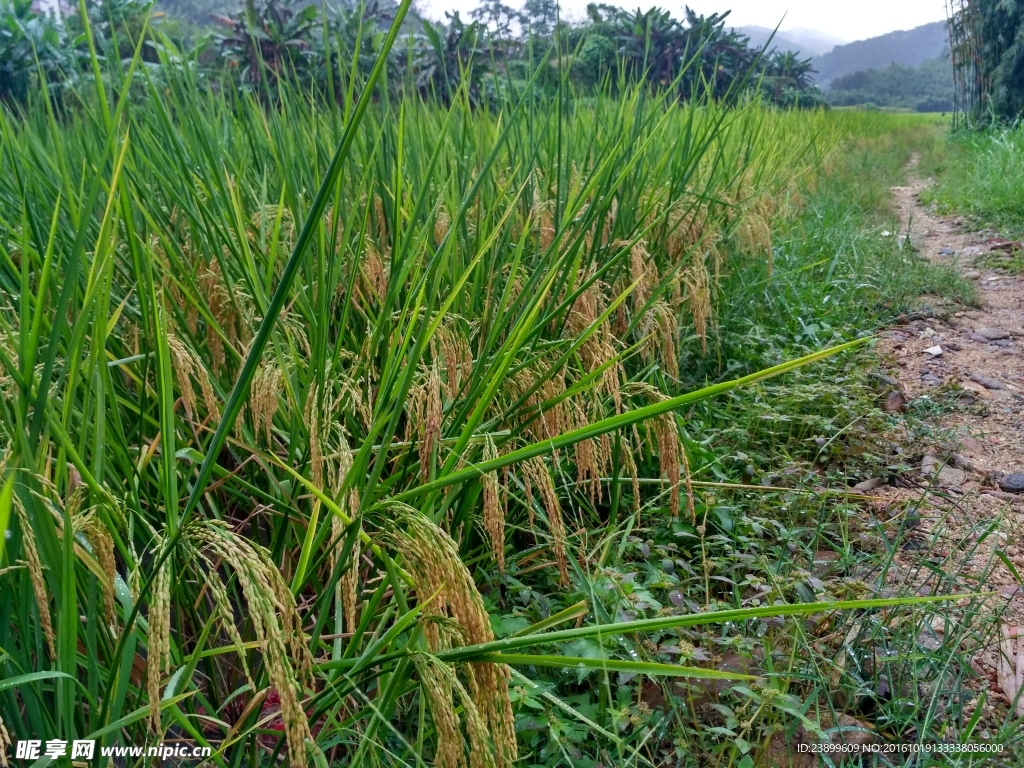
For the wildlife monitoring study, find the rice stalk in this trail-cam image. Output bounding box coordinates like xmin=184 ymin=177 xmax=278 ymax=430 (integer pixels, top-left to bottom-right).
xmin=248 ymin=362 xmax=283 ymax=444
xmin=78 ymin=513 xmax=118 ymax=628
xmin=201 ymin=553 xmax=256 ymax=691
xmin=480 ymin=437 xmax=505 ymax=573
xmin=417 ymin=657 xmax=463 ymax=768
xmin=147 ymin=554 xmax=171 ymax=734
xmin=379 ymin=505 xmax=516 ymax=767
xmin=13 ymin=496 xmax=55 ymax=660
xmin=192 ymin=522 xmax=313 ymax=767
xmin=681 ymin=256 xmax=712 ymax=352
xmin=521 ymin=457 xmax=570 ymax=587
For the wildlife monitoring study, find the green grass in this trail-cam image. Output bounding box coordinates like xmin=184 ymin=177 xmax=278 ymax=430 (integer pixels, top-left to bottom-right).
xmin=926 ymin=126 xmax=1024 ymax=235
xmin=975 ymin=248 xmax=1024 ymax=275
xmin=0 ymin=23 xmax=1004 ymax=768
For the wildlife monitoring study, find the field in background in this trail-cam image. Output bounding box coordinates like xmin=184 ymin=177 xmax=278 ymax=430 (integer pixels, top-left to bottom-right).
xmin=1 ymin=21 xmax=1012 ymax=768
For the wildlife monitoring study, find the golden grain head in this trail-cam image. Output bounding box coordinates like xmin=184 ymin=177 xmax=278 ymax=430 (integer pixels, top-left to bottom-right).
xmin=80 ymin=515 xmax=118 ymax=628
xmin=417 ymin=659 xmax=464 ymax=768
xmin=304 ymin=385 xmax=326 ymax=490
xmin=638 ymin=300 xmax=678 ymax=378
xmin=13 ymin=497 xmax=55 ymax=660
xmin=198 ymin=261 xmax=233 ymax=372
xmin=434 ymin=208 xmax=451 ymax=246
xmin=600 ymin=198 xmax=618 ymax=247
xmin=574 ymin=437 xmax=602 ymax=505
xmin=423 ymin=362 xmax=443 ymax=481
xmin=654 ymin=414 xmax=681 ymax=519
xmin=0 ymin=713 xmax=12 ymax=768
xmin=670 ymin=202 xmax=720 ymax=262
xmin=652 ymin=302 xmax=679 ymax=379
xmin=534 ymin=201 xmax=555 ymax=251
xmin=737 ymin=211 xmax=773 ymax=265
xmin=338 ymin=522 xmax=360 ymax=635
xmin=438 ymin=322 xmax=473 ymax=401
xmin=361 ymin=240 xmax=390 ymax=304
xmin=682 ymin=257 xmax=712 ymax=353
xmin=379 ymin=505 xmax=516 ymax=768
xmin=250 ymin=203 xmax=295 ymax=246
xmin=521 ymin=457 xmax=569 ymax=588
xmin=481 ymin=438 xmax=506 ymax=573
xmin=192 ymin=523 xmax=312 ymax=768
xmin=166 ymin=334 xmax=198 ymax=418
xmin=452 ymin=665 xmax=498 ymax=768
xmin=515 ymin=364 xmax=571 ymax=442
xmin=249 ymin=362 xmax=283 ymax=445
xmin=304 ymin=380 xmax=353 ymax=495
xmin=570 ymin=400 xmax=605 ymax=505
xmin=629 ymin=240 xmax=657 ymax=312
xmin=147 ymin=556 xmax=171 ymax=734
xmin=169 ymin=333 xmax=221 ymax=422
xmin=566 ymin=279 xmax=617 ymax=389
xmin=201 ymin=553 xmax=255 ymax=691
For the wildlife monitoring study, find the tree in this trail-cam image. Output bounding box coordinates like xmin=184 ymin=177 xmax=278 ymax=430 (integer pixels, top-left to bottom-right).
xmin=0 ymin=0 xmax=66 ymax=104
xmin=214 ymin=0 xmax=319 ymax=98
xmin=951 ymin=0 xmax=1024 ymax=120
xmin=521 ymin=0 xmax=556 ymax=38
xmin=413 ymin=11 xmax=487 ymax=106
xmin=469 ymin=0 xmax=518 ymax=40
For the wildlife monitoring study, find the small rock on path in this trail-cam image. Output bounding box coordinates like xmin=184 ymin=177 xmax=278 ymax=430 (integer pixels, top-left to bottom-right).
xmin=1000 ymin=474 xmax=1024 ymax=494
xmin=970 ymin=372 xmax=1007 ymax=391
xmin=976 ymin=327 xmax=1011 ymax=341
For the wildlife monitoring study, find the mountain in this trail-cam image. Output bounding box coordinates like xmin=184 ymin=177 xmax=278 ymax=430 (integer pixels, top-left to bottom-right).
xmin=811 ymin=21 xmax=949 ymax=87
xmin=734 ymin=25 xmax=845 ymax=58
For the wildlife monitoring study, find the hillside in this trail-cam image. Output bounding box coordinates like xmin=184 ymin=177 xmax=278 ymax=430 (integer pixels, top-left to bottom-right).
xmin=827 ymin=55 xmax=953 ymax=112
xmin=735 ymin=25 xmax=845 ymax=57
xmin=811 ymin=20 xmax=949 ymax=87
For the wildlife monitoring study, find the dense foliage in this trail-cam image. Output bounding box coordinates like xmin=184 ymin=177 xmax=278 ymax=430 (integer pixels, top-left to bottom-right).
xmin=0 ymin=0 xmax=826 ymax=108
xmin=956 ymin=0 xmax=1024 ymax=120
xmin=0 ymin=0 xmax=168 ymax=107
xmin=827 ymin=54 xmax=953 ymax=112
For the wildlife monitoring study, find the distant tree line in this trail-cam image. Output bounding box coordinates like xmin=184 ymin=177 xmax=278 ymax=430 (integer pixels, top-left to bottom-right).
xmin=0 ymin=0 xmax=157 ymax=105
xmin=0 ymin=0 xmax=828 ymax=109
xmin=826 ymin=55 xmax=953 ymax=113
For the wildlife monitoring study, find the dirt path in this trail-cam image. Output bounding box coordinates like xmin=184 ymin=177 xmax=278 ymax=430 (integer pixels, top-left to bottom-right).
xmin=875 ymin=154 xmax=1024 ymax=717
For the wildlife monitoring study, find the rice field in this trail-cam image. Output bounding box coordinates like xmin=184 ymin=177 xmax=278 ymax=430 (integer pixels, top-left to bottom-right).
xmin=0 ymin=8 xmax=987 ymax=767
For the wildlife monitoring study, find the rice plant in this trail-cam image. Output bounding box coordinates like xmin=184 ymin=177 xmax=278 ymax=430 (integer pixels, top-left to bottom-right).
xmin=0 ymin=8 xmax=967 ymax=767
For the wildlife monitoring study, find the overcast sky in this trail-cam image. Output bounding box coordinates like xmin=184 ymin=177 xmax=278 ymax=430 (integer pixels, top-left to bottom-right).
xmin=421 ymin=0 xmax=949 ymax=44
